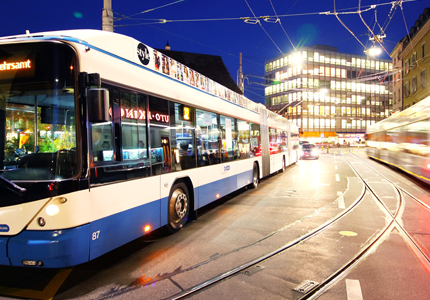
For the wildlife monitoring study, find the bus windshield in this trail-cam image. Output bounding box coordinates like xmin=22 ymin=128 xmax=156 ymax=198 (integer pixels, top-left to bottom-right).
xmin=0 ymin=42 xmax=78 ymax=181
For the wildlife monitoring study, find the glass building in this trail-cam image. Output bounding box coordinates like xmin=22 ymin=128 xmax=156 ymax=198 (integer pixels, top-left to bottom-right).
xmin=264 ymin=45 xmax=393 ymax=145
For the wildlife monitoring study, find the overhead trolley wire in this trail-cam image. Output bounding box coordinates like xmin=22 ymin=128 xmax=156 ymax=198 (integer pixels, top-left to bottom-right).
xmin=113 ymin=0 xmax=419 ymax=26
xmin=332 ymin=0 xmax=367 ymax=51
xmin=381 ymin=1 xmax=402 ymax=33
xmin=268 ymin=0 xmax=296 ymax=51
xmin=128 ymin=0 xmax=186 ymax=17
xmin=244 ymin=0 xmax=284 ymax=55
xmin=358 ymin=0 xmax=391 ymax=56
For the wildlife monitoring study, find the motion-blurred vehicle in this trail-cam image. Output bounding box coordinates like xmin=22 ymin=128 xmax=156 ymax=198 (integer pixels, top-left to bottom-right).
xmin=299 ymin=141 xmax=310 ymax=146
xmin=366 ymin=95 xmax=430 ymax=185
xmin=299 ymin=143 xmax=319 ymax=159
xmin=350 ymin=141 xmax=366 ymax=147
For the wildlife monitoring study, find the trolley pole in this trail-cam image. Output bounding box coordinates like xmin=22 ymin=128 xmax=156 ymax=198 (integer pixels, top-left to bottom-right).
xmin=237 ymin=53 xmax=244 ymax=93
xmin=102 ymin=0 xmax=114 ymax=32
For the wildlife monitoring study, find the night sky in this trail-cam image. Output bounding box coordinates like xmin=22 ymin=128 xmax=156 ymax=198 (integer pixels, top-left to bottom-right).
xmin=0 ymin=0 xmax=428 ymax=103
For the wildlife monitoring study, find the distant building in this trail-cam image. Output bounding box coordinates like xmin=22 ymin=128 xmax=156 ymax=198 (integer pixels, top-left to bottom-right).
xmin=390 ymin=42 xmax=403 ymax=114
xmin=264 ymin=45 xmax=392 ymax=144
xmin=158 ymin=43 xmax=243 ymax=95
xmin=398 ymin=7 xmax=430 ymax=109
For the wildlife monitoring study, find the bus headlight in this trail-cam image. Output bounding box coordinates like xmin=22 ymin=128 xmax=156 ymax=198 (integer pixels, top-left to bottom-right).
xmin=46 ymin=205 xmax=60 ymax=216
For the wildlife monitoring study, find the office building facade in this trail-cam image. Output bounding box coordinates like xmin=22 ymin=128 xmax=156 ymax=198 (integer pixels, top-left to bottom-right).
xmin=264 ymin=45 xmax=393 ymax=144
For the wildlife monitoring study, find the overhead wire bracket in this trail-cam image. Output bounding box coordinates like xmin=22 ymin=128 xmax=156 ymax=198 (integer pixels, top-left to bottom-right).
xmin=260 ymin=16 xmax=279 ymax=23
xmin=241 ymin=17 xmax=259 ymax=24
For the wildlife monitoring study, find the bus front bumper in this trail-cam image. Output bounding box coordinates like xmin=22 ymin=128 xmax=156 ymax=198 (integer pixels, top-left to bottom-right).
xmin=0 ymin=224 xmax=90 ymax=268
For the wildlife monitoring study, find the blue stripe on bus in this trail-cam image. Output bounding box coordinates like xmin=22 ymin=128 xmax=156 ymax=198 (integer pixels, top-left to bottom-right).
xmin=8 ymin=225 xmax=90 ymax=268
xmin=237 ymin=169 xmax=253 ymax=189
xmin=0 ymin=236 xmax=10 ymax=265
xmin=197 ymin=170 xmax=253 ymax=208
xmin=89 ymin=200 xmax=161 ymax=261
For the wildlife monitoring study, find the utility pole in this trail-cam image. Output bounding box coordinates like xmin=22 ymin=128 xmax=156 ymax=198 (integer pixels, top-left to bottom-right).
xmin=237 ymin=53 xmax=244 ymax=93
xmin=102 ymin=0 xmax=114 ymax=32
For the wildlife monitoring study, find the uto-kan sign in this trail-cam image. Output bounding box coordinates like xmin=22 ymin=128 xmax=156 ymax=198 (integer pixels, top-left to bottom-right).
xmin=111 ymin=108 xmax=170 ymax=123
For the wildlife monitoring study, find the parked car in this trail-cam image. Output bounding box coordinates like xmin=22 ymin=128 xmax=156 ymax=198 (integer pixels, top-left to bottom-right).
xmin=299 ymin=143 xmax=319 ymax=159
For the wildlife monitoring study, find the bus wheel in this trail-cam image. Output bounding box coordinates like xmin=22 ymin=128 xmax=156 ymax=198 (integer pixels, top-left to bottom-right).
xmin=248 ymin=163 xmax=259 ymax=189
xmin=167 ymin=182 xmax=190 ymax=233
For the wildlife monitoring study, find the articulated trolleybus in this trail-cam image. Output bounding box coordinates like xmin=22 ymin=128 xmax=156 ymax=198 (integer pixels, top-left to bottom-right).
xmin=366 ymin=95 xmax=430 ymax=184
xmin=0 ymin=30 xmax=298 ymax=268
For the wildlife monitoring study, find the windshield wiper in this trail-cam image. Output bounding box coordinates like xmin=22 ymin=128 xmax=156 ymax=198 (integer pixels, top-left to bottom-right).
xmin=0 ymin=176 xmax=27 ymax=197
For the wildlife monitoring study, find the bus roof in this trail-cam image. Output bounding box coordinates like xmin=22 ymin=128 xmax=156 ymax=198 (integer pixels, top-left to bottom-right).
xmin=0 ymin=29 xmax=297 ymax=132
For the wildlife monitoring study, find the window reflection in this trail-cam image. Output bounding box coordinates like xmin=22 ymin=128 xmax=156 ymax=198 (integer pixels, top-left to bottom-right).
xmin=196 ymin=109 xmax=220 ymax=166
xmin=170 ymin=103 xmax=196 ymax=171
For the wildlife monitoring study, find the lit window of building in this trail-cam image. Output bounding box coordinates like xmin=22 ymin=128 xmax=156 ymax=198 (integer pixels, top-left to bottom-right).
xmin=265 ymin=44 xmax=392 ymax=144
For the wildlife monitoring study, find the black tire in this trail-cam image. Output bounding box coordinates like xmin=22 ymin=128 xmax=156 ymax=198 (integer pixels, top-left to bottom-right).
xmin=248 ymin=163 xmax=259 ymax=189
xmin=166 ymin=182 xmax=190 ymax=233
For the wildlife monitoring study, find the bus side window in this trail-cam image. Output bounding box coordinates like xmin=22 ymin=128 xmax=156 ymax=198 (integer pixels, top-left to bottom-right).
xmin=220 ymin=116 xmax=238 ymax=162
xmin=196 ymin=109 xmax=221 ymax=166
xmin=91 ymin=124 xmax=113 ymax=163
xmin=121 ymin=92 xmax=150 ymax=163
xmin=170 ymin=103 xmax=196 ymax=171
xmin=250 ymin=123 xmax=261 ymax=156
xmin=149 ymin=96 xmax=171 ymax=175
xmin=237 ymin=119 xmax=250 ymax=159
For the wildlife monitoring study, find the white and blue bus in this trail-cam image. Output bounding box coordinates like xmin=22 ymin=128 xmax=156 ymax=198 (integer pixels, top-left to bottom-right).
xmin=0 ymin=30 xmax=298 ymax=268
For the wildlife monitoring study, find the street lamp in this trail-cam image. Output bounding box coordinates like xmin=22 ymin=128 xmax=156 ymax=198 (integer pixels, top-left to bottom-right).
xmin=365 ymin=46 xmax=382 ymax=57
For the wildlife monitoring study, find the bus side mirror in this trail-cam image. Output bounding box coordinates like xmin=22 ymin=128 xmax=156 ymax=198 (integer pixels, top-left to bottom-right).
xmin=88 ymin=88 xmax=109 ymax=123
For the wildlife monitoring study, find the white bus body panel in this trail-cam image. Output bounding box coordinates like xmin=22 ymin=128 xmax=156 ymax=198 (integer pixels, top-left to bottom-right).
xmin=0 ymin=200 xmax=49 ymax=235
xmin=26 ymin=190 xmax=91 ymax=230
xmin=89 ymin=176 xmax=161 ymax=222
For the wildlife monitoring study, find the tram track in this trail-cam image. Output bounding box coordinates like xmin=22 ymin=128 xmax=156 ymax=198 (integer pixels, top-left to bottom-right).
xmin=300 ymin=152 xmax=430 ymax=300
xmin=348 ymin=154 xmax=430 ymax=266
xmin=161 ymin=167 xmax=371 ymax=299
xmin=93 ymin=167 xmax=367 ymax=300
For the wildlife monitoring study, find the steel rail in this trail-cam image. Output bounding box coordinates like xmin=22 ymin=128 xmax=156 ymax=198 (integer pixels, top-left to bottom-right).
xmin=165 ymin=169 xmax=367 ymax=300
xmin=298 ymin=152 xmax=404 ymax=299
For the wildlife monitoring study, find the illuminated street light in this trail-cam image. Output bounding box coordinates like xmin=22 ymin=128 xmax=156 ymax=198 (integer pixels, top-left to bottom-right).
xmin=365 ymin=46 xmax=382 ymax=57
xmin=291 ymin=52 xmax=302 ymax=65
